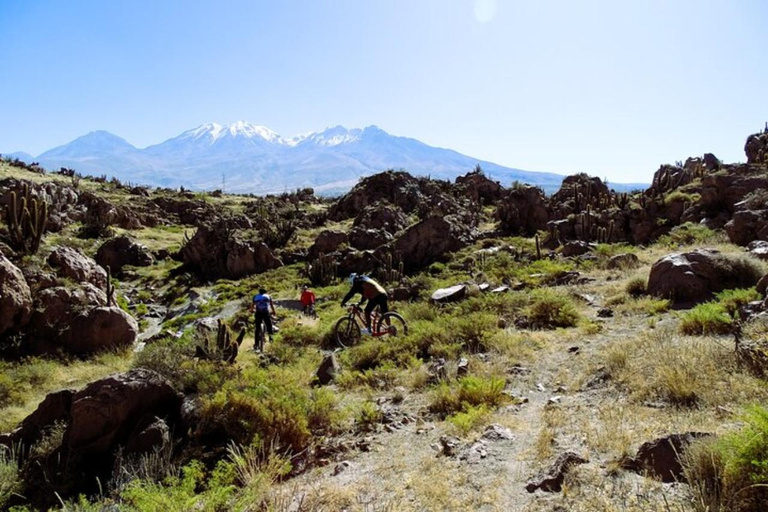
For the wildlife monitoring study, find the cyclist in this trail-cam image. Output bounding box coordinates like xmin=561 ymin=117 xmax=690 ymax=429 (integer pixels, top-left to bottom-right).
xmin=300 ymin=284 xmax=316 ymax=315
xmin=340 ymin=273 xmax=388 ymax=335
xmin=250 ymin=287 xmax=276 ymax=349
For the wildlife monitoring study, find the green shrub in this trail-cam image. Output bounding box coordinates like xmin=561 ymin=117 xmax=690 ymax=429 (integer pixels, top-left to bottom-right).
xmin=716 ymin=288 xmax=761 ymax=316
xmin=0 ymin=446 xmax=20 ymax=511
xmin=429 ymin=376 xmax=508 ymax=416
xmin=680 ymin=303 xmax=733 ymax=335
xmin=356 ymin=400 xmax=382 ymax=430
xmin=626 ymin=277 xmax=647 ymax=297
xmin=447 ymin=405 xmax=491 ymax=435
xmin=525 ymin=289 xmax=580 ymax=328
xmin=657 ymin=222 xmax=720 ymax=247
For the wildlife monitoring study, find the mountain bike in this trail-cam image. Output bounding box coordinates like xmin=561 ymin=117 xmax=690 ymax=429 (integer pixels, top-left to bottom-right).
xmin=254 ymin=315 xmax=277 ymax=352
xmin=303 ymin=303 xmax=317 ymax=319
xmin=333 ymin=303 xmax=407 ymax=348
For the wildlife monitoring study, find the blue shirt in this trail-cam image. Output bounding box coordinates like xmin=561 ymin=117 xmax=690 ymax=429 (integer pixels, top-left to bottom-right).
xmin=253 ymin=293 xmax=272 ymax=313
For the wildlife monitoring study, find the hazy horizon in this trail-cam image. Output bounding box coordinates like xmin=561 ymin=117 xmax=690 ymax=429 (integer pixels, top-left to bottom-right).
xmin=1 ymin=0 xmax=766 ymax=182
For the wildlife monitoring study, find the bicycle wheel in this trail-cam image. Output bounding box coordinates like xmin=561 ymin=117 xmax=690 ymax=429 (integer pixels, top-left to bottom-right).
xmin=334 ymin=316 xmax=361 ymax=348
xmin=375 ymin=312 xmax=408 ymax=337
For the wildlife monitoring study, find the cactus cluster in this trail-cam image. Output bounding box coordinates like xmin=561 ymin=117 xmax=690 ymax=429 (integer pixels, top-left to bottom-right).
xmin=596 ymin=221 xmax=615 ymax=244
xmin=378 ymin=251 xmax=405 ymax=283
xmin=307 ymin=252 xmax=338 ymax=286
xmin=195 ymin=319 xmax=245 ymax=364
xmin=3 ymin=183 xmax=49 ymax=255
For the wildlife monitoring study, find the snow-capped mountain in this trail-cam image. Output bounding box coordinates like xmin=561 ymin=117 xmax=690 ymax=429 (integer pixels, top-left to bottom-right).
xmin=7 ymin=121 xmax=643 ymax=194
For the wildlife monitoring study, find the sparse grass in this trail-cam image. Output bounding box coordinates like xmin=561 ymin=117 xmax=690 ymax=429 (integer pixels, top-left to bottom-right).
xmin=680 ymin=288 xmax=760 ymax=335
xmin=656 ymin=222 xmax=723 ymax=247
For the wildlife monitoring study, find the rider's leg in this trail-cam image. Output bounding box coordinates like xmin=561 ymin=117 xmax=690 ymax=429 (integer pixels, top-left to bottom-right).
xmin=265 ymin=314 xmax=273 ymax=339
xmin=364 ymin=300 xmax=375 ymax=331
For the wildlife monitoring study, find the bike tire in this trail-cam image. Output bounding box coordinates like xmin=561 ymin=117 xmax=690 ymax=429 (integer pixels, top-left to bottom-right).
xmin=334 ymin=316 xmax=361 ymax=348
xmin=375 ymin=312 xmax=408 ymax=337
xmin=256 ymin=323 xmax=266 ymax=352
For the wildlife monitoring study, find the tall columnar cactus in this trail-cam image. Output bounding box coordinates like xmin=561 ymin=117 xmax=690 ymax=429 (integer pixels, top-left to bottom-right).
xmin=535 ymin=233 xmax=541 ymax=260
xmin=106 ymin=265 xmax=115 ymax=307
xmin=379 ymin=251 xmax=404 ymax=283
xmin=307 ymin=252 xmax=338 ymax=286
xmin=5 ymin=185 xmax=49 ymax=255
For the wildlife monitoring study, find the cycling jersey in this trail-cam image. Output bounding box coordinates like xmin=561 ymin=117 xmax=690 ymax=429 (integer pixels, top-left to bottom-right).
xmin=253 ymin=293 xmax=272 ymax=313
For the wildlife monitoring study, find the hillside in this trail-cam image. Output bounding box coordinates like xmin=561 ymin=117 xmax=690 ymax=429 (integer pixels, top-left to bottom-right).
xmin=5 ymin=122 xmax=646 ymax=195
xmin=1 ymin=129 xmax=768 ymax=511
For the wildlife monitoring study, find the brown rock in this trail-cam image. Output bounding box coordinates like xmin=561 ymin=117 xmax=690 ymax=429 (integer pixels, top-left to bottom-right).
xmin=308 ymin=230 xmax=348 ymax=259
xmin=0 ymin=254 xmax=32 ymax=336
xmin=353 ymin=202 xmax=409 ymax=233
xmin=526 ymin=452 xmax=588 ymax=493
xmin=431 ymin=284 xmax=467 ymax=303
xmin=0 ymin=389 xmax=73 ymax=448
xmin=456 ymin=170 xmax=504 ymax=204
xmin=647 ymin=249 xmax=762 ymax=304
xmin=607 ymin=253 xmax=640 ymax=270
xmin=65 ymin=306 xmax=138 ymax=355
xmin=348 ymin=227 xmax=393 ymax=251
xmin=623 ymin=432 xmax=710 ymax=483
xmin=65 ymin=368 xmax=181 ymax=455
xmin=314 ymin=353 xmax=341 ymax=386
xmin=47 ymin=246 xmax=107 ymax=288
xmin=95 ymin=236 xmax=154 ymax=274
xmin=745 ymin=131 xmax=768 ymax=165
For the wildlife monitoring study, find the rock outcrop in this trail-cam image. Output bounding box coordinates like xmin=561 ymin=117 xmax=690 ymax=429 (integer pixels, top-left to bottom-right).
xmin=393 ymin=216 xmax=475 ymax=272
xmin=0 ymin=254 xmax=32 ymax=336
xmin=496 ymin=185 xmax=549 ymax=236
xmin=47 ymin=246 xmax=107 ymax=288
xmin=95 ymin=236 xmax=154 ymax=274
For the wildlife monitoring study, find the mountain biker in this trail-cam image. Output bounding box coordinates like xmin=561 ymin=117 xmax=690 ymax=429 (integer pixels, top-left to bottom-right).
xmin=300 ymin=284 xmax=316 ymax=315
xmin=341 ymin=273 xmax=388 ymax=335
xmin=250 ymin=287 xmax=277 ymax=347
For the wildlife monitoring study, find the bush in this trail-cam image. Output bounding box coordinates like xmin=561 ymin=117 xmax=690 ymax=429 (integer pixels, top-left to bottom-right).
xmin=685 ymin=406 xmax=768 ymax=511
xmin=680 ymin=303 xmax=733 ymax=336
xmin=625 ymin=277 xmax=647 ymax=297
xmin=657 ymin=222 xmax=720 ymax=247
xmin=447 ymin=405 xmax=491 ymax=435
xmin=429 ymin=376 xmax=507 ymax=416
xmin=525 ymin=289 xmax=580 ymax=328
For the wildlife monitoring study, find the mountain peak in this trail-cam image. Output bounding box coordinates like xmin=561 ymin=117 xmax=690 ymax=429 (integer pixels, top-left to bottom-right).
xmin=183 ymin=121 xmax=281 ymax=144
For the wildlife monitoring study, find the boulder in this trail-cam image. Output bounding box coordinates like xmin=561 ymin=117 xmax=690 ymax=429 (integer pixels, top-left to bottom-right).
xmin=125 ymin=415 xmax=171 ymax=455
xmin=314 ymin=353 xmax=341 ymax=386
xmin=607 ymin=253 xmax=640 ymax=270
xmin=748 ymin=240 xmax=768 ymax=261
xmin=526 ymin=452 xmax=588 ymax=493
xmin=562 ymin=241 xmax=593 ymax=257
xmin=431 ymin=284 xmax=467 ymax=303
xmin=65 ymin=368 xmax=181 ymax=455
xmin=95 ymin=236 xmax=154 ymax=274
xmin=0 ymin=254 xmax=32 ymax=336
xmin=47 ymin=246 xmax=107 ymax=288
xmin=308 ymin=230 xmax=348 ymax=259
xmin=28 ymin=284 xmax=107 ymax=352
xmin=348 ymin=227 xmax=393 ymax=251
xmin=622 ymin=432 xmax=710 ymax=483
xmin=393 ymin=216 xmax=474 ymax=272
xmin=0 ymin=389 xmax=73 ymax=448
xmin=65 ymin=307 xmax=139 ymax=355
xmin=328 ymin=171 xmax=425 ymax=220
xmin=647 ymin=249 xmax=762 ymax=304
xmin=758 ymin=274 xmax=768 ymax=297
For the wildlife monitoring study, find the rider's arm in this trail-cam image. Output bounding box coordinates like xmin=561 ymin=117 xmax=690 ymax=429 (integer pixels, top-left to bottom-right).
xmin=269 ymin=298 xmax=276 ymax=316
xmin=341 ymin=284 xmax=359 ymax=306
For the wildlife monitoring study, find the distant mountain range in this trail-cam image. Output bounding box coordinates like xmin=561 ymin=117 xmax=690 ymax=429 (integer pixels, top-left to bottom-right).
xmin=3 ymin=122 xmax=647 ymax=195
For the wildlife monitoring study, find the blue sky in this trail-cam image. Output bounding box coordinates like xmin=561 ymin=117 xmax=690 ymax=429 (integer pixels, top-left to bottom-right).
xmin=0 ymin=0 xmax=766 ymax=183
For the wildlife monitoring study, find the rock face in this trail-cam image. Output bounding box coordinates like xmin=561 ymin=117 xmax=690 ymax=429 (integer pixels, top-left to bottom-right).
xmin=623 ymin=432 xmax=710 ymax=483
xmin=496 ymin=185 xmax=549 ymax=236
xmin=95 ymin=236 xmax=154 ymax=274
xmin=353 ymin=202 xmax=409 ymax=233
xmin=647 ymin=249 xmax=761 ymax=304
xmin=393 ymin=216 xmax=475 ymax=272
xmin=66 ymin=369 xmax=181 ymax=455
xmin=0 ymin=255 xmax=32 ymax=336
xmin=456 ymin=170 xmax=504 ymax=204
xmin=328 ymin=171 xmax=426 ymax=220
xmin=180 ymin=222 xmax=282 ymax=280
xmin=348 ymin=227 xmax=393 ymax=251
xmin=308 ymin=230 xmax=348 ymax=259
xmin=314 ymin=353 xmax=341 ymax=386
xmin=0 ymin=389 xmax=73 ymax=448
xmin=47 ymin=246 xmax=107 ymax=288
xmin=745 ymin=131 xmax=768 ymax=165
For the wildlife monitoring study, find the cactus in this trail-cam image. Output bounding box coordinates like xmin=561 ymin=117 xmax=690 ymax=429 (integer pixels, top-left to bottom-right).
xmin=106 ymin=265 xmax=115 ymax=307
xmin=378 ymin=251 xmax=405 ymax=283
xmin=607 ymin=220 xmax=614 ymax=244
xmin=535 ymin=233 xmax=541 ymax=260
xmin=4 ymin=185 xmax=49 ymax=255
xmin=307 ymin=252 xmax=338 ymax=286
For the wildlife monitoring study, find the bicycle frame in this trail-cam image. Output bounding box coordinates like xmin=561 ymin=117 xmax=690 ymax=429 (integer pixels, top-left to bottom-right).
xmin=346 ymin=304 xmax=389 ymax=337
